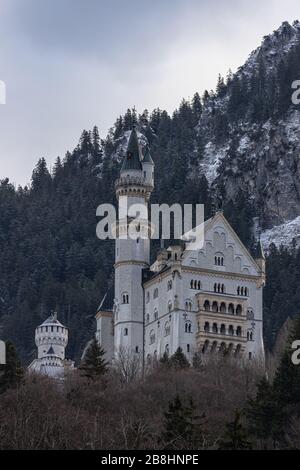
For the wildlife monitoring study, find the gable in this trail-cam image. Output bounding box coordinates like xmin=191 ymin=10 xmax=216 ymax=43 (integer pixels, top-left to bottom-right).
xmin=182 ymin=212 xmax=260 ymax=276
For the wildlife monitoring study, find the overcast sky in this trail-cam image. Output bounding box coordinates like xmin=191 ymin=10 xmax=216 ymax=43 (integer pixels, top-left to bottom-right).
xmin=0 ymin=0 xmax=299 ymax=186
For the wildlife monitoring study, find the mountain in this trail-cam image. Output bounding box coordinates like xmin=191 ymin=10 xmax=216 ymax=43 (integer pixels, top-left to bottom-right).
xmin=1 ymin=21 xmax=300 ymax=362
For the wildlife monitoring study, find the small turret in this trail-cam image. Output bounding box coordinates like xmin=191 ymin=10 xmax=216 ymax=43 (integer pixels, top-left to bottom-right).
xmin=255 ymin=240 xmax=265 ymax=276
xmin=142 ymin=145 xmax=154 ymax=188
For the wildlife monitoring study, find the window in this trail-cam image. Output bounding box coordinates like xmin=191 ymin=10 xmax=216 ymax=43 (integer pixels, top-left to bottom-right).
xmin=236 ymin=326 xmax=242 ymax=337
xmin=146 ymin=292 xmax=150 ymax=303
xmin=220 ymin=324 xmax=226 ymax=334
xmin=164 ymin=321 xmax=171 ymax=337
xmin=153 ymin=288 xmax=158 ymax=299
xmin=167 ymin=280 xmax=172 ymax=291
xmin=168 ymin=301 xmax=172 ymax=312
xmin=249 ymin=352 xmax=252 ymax=360
xmin=122 ymin=293 xmax=129 ymax=304
xmin=215 ymin=255 xmax=224 ymax=266
xmin=204 ymin=322 xmax=210 ymax=333
xmin=124 ymin=328 xmax=128 ymax=336
xmin=185 ymin=300 xmax=192 ymax=311
xmin=165 ymin=344 xmax=170 ymax=355
xmin=135 ymin=346 xmax=139 ymax=353
xmin=185 ymin=321 xmax=192 ymax=333
xmin=212 ymin=323 xmax=218 ymax=334
xmin=154 ymin=309 xmax=158 ymax=321
xmin=146 ymin=314 xmax=150 ymax=324
xmin=150 ymin=330 xmax=155 ymax=345
xmin=236 ymin=305 xmax=242 ymax=315
xmin=228 ymin=325 xmax=234 ymax=336
xmin=187 ymin=344 xmax=190 ymax=353
xmin=191 ymin=280 xmax=201 ymax=290
xmin=204 ymin=300 xmax=210 ymax=311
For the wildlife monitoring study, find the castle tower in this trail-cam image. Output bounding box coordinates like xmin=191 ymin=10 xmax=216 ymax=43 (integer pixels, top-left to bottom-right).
xmin=28 ymin=312 xmax=74 ymax=377
xmin=113 ymin=126 xmax=154 ymax=357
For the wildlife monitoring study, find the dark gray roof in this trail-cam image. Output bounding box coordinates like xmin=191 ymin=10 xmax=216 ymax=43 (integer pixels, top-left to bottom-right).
xmin=143 ymin=146 xmax=154 ymax=164
xmin=97 ymin=287 xmax=114 ymax=312
xmin=255 ymin=240 xmax=265 ymax=259
xmin=47 ymin=346 xmax=55 ymax=355
xmin=121 ymin=126 xmax=143 ymax=172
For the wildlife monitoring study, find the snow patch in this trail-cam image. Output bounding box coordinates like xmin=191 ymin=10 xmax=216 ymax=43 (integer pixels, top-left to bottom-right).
xmin=260 ymin=215 xmax=300 ymax=250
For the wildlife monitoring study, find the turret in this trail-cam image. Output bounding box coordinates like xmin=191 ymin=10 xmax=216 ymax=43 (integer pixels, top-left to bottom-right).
xmin=113 ymin=126 xmax=154 ymax=357
xmin=255 ymin=240 xmax=266 ymax=277
xmin=35 ymin=312 xmax=68 ymax=366
xmin=142 ymin=145 xmax=154 ymax=188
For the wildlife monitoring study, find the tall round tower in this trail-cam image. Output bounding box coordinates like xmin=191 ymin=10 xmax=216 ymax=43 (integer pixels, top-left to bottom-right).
xmin=113 ymin=126 xmax=154 ymax=357
xmin=34 ymin=312 xmax=68 ymax=367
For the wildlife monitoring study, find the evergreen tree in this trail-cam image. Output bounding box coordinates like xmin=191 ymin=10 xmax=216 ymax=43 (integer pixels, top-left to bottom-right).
xmin=162 ymin=395 xmax=205 ymax=449
xmin=79 ymin=338 xmax=108 ymax=380
xmin=0 ymin=341 xmax=24 ymax=393
xmin=219 ymin=410 xmax=252 ymax=450
xmin=170 ymin=347 xmax=190 ymax=369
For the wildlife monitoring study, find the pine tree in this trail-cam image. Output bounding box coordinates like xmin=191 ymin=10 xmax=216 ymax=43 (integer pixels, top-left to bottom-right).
xmin=159 ymin=352 xmax=170 ymax=368
xmin=245 ymin=377 xmax=285 ymax=448
xmin=0 ymin=341 xmax=24 ymax=393
xmin=79 ymin=338 xmax=108 ymax=380
xmin=219 ymin=410 xmax=252 ymax=450
xmin=162 ymin=395 xmax=205 ymax=450
xmin=170 ymin=347 xmax=190 ymax=369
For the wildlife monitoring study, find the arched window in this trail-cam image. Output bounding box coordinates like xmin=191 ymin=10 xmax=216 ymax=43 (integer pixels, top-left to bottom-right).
xmin=202 ymin=340 xmax=209 ymax=353
xmin=154 ymin=309 xmax=158 ymax=321
xmin=204 ymin=322 xmax=210 ymax=333
xmin=212 ymin=301 xmax=218 ymax=313
xmin=153 ymin=288 xmax=158 ymax=299
xmin=221 ymin=284 xmax=225 ymax=293
xmin=250 ymin=332 xmax=253 ymax=341
xmin=150 ymin=330 xmax=155 ymax=345
xmin=164 ymin=321 xmax=171 ymax=337
xmin=217 ymin=283 xmax=221 ymax=293
xmin=124 ymin=328 xmax=128 ymax=336
xmin=122 ymin=292 xmax=129 ymax=304
xmin=190 ymin=280 xmax=193 ymax=289
xmin=244 ymin=287 xmax=248 ymax=296
xmin=194 ymin=280 xmax=197 ymax=289
xmin=236 ymin=305 xmax=242 ymax=316
xmin=204 ymin=300 xmax=210 ymax=311
xmin=220 ymin=302 xmax=226 ymax=313
xmin=228 ymin=325 xmax=234 ymax=336
xmin=212 ymin=323 xmax=218 ymax=334
xmin=165 ymin=344 xmax=169 ymax=355
xmin=185 ymin=321 xmax=192 ymax=333
xmin=168 ymin=301 xmax=172 ymax=313
xmin=220 ymin=324 xmax=226 ymax=334
xmin=185 ymin=300 xmax=192 ymax=311
xmin=228 ymin=303 xmax=234 ymax=315
xmin=236 ymin=326 xmax=242 ymax=337
xmin=241 ymin=287 xmax=244 ymax=296
xmin=187 ymin=344 xmax=190 ymax=353
xmin=214 ymin=283 xmax=217 ymax=292
xmin=198 ymin=281 xmax=201 ymax=290
xmin=237 ymin=286 xmax=240 ymax=295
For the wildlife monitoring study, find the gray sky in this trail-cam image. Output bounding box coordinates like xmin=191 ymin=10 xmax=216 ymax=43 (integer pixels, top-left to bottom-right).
xmin=0 ymin=0 xmax=299 ymax=186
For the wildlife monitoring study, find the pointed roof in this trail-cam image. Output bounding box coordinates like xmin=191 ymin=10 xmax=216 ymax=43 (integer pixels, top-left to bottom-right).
xmin=143 ymin=145 xmax=154 ymax=164
xmin=97 ymin=287 xmax=114 ymax=312
xmin=255 ymin=240 xmax=265 ymax=259
xmin=41 ymin=312 xmax=64 ymax=328
xmin=121 ymin=126 xmax=143 ymax=172
xmin=47 ymin=345 xmax=55 ymax=355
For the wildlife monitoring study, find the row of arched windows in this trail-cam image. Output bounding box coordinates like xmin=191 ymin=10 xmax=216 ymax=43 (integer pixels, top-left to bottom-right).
xmin=203 ymin=321 xmax=242 ymax=337
xmin=202 ymin=340 xmax=242 ymax=356
xmin=190 ymin=280 xmax=201 ymax=290
xmin=237 ymin=286 xmax=248 ymax=296
xmin=214 ymin=283 xmax=225 ymax=293
xmin=146 ymin=282 xmax=173 ymax=304
xmin=202 ymin=300 xmax=242 ymax=315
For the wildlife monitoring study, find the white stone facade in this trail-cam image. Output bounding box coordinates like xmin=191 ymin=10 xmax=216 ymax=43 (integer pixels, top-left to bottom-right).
xmin=96 ymin=128 xmax=265 ymax=364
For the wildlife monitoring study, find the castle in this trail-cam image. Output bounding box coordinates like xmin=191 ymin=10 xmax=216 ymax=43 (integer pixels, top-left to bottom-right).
xmin=96 ymin=127 xmax=266 ymax=364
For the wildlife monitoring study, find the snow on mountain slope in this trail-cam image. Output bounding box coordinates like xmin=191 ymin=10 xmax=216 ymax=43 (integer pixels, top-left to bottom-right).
xmin=261 ymin=215 xmax=300 ymax=250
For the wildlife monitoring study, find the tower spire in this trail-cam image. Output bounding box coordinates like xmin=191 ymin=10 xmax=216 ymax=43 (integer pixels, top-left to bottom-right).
xmin=121 ymin=126 xmax=143 ymax=172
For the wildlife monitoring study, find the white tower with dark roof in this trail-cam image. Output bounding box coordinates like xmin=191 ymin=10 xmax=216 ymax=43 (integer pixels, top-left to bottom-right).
xmin=28 ymin=313 xmax=74 ymax=377
xmin=113 ymin=126 xmax=154 ymax=357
